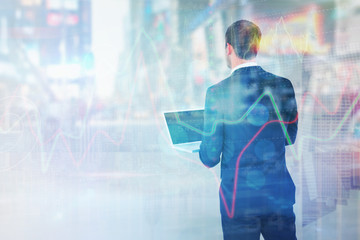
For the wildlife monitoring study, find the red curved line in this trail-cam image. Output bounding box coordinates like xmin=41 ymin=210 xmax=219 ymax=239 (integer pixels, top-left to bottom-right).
xmin=298 ymin=65 xmax=355 ymax=115
xmin=219 ymin=114 xmax=299 ymax=218
xmin=19 ymin=57 xmax=360 ymax=217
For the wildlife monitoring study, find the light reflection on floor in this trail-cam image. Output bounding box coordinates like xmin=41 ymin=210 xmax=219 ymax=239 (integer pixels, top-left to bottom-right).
xmin=0 ymin=150 xmax=359 ymax=240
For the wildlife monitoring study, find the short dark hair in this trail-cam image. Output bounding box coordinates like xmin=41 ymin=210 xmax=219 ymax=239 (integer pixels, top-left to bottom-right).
xmin=225 ymin=20 xmax=262 ymax=60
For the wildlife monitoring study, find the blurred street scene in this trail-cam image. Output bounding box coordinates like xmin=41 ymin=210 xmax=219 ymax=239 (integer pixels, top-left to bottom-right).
xmin=0 ymin=0 xmax=360 ymax=239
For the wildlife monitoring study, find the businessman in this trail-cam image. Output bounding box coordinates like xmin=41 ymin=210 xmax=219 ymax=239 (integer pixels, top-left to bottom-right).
xmin=199 ymin=20 xmax=298 ymax=240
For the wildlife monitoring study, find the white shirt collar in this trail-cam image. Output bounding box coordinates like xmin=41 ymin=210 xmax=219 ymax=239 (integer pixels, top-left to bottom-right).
xmin=230 ymin=62 xmax=258 ymax=75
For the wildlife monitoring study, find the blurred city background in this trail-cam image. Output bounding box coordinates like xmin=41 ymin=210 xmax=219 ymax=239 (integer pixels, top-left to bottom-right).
xmin=0 ymin=0 xmax=360 ymax=239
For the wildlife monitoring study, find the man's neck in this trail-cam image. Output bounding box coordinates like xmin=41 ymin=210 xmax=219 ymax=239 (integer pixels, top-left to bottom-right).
xmin=231 ymin=58 xmax=256 ymax=70
xmin=230 ymin=58 xmax=258 ymax=75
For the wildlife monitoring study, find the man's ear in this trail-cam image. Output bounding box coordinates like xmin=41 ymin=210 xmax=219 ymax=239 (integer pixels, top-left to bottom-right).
xmin=226 ymin=43 xmax=232 ymax=56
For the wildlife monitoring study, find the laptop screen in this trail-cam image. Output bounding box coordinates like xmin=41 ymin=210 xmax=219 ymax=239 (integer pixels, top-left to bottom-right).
xmin=164 ymin=110 xmax=204 ymax=144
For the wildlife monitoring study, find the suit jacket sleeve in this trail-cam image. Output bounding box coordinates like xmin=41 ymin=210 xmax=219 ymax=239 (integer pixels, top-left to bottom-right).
xmin=199 ymin=86 xmax=224 ymax=167
xmin=285 ymin=81 xmax=298 ymax=146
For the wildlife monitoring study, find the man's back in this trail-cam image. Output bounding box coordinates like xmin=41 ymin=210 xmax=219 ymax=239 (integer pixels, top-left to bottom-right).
xmin=199 ymin=19 xmax=298 ymax=240
xmin=199 ymin=66 xmax=298 ymax=217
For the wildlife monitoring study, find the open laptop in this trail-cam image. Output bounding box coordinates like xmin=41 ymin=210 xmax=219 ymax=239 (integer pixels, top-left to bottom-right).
xmin=164 ymin=109 xmax=204 ymax=153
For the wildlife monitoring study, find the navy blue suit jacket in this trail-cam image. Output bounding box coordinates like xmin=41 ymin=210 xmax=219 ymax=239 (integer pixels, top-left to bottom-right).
xmin=199 ymin=66 xmax=298 ymax=217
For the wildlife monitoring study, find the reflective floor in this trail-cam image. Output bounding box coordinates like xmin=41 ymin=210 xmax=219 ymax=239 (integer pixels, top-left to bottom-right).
xmin=0 ymin=149 xmax=359 ymax=240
